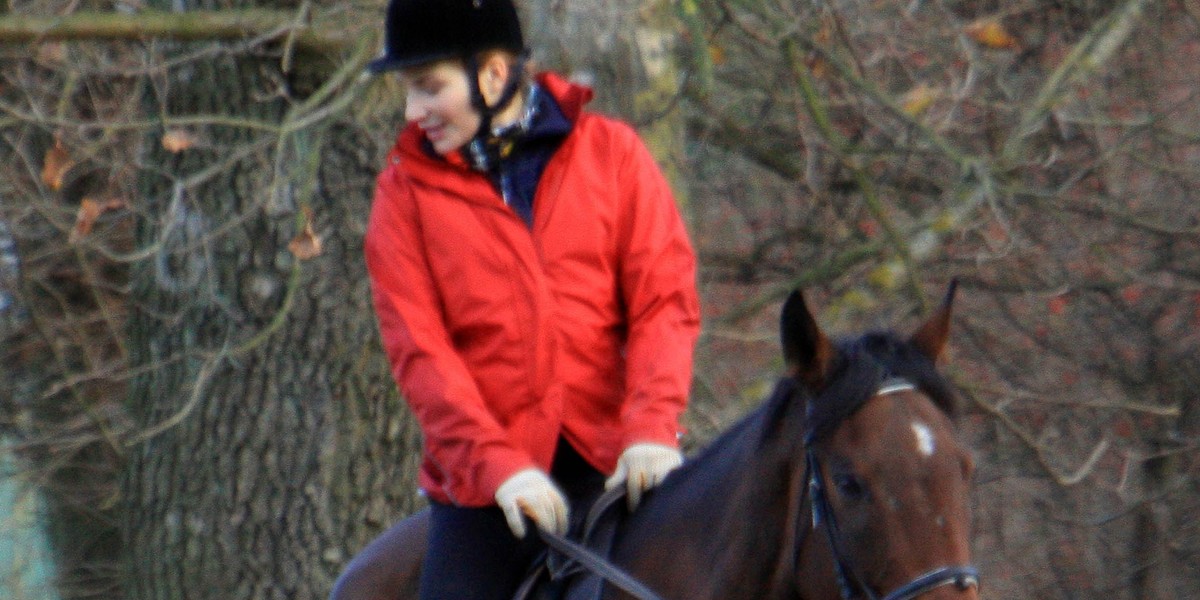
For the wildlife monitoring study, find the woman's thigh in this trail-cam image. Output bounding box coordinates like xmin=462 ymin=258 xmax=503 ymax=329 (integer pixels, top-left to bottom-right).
xmin=419 ymin=502 xmax=543 ymax=600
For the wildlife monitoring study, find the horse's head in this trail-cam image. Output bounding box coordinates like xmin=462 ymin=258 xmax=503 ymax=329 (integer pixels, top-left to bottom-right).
xmin=783 ymin=282 xmax=980 ymax=600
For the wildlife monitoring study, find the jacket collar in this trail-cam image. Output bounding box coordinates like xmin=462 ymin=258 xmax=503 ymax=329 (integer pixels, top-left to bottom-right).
xmin=466 ymin=82 xmax=574 ymax=173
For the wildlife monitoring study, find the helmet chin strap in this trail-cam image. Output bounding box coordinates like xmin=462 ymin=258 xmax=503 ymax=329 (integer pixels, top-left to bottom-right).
xmin=464 ymin=52 xmax=529 ymax=142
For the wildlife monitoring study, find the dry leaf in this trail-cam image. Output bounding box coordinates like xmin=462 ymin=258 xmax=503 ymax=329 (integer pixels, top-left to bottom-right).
xmin=288 ymin=208 xmax=322 ymax=260
xmin=708 ymin=44 xmax=725 ymax=66
xmin=162 ymin=129 xmax=198 ymax=153
xmin=41 ymin=140 xmax=74 ymax=191
xmin=70 ymin=197 xmax=128 ymax=244
xmin=900 ymin=83 xmax=938 ymax=116
xmin=1047 ymin=295 xmax=1069 ymax=316
xmin=814 ymin=21 xmax=833 ymax=46
xmin=288 ymin=229 xmax=322 ymax=260
xmin=965 ymin=19 xmax=1019 ymax=50
xmin=36 ymin=42 xmax=68 ymax=65
xmin=806 ymin=56 xmax=830 ymax=79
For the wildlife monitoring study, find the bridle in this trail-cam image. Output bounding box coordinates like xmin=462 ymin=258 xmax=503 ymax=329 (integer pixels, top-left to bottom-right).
xmin=799 ymin=379 xmax=980 ymax=600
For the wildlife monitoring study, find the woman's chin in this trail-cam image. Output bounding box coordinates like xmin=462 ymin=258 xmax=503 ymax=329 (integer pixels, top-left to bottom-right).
xmin=425 ymin=129 xmax=466 ymax=156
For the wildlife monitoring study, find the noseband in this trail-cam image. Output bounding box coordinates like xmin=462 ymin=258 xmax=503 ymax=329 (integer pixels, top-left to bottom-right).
xmin=801 ymin=379 xmax=980 ymax=600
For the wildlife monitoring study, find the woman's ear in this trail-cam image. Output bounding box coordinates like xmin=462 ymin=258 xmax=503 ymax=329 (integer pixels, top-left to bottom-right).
xmin=477 ymin=53 xmax=512 ymax=105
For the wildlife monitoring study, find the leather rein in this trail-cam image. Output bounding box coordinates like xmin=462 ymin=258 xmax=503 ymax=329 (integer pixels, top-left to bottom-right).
xmin=800 ymin=379 xmax=981 ymax=600
xmin=532 ymin=486 xmax=666 ymax=600
xmin=536 ymin=526 xmax=665 ymax=600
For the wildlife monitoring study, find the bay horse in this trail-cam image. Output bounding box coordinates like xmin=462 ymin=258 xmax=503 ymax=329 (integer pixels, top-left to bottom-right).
xmin=330 ymin=283 xmax=979 ymax=600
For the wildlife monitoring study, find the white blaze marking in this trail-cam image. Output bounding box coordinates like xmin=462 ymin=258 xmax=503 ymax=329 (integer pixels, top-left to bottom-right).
xmin=912 ymin=421 xmax=936 ymax=457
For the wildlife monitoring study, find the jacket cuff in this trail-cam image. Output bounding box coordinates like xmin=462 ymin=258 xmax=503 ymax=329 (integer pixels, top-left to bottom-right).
xmin=476 ymin=447 xmax=538 ymax=503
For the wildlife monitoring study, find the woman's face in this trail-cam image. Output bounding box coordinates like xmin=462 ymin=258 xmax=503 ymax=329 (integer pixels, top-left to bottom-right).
xmin=400 ymin=60 xmax=481 ymax=155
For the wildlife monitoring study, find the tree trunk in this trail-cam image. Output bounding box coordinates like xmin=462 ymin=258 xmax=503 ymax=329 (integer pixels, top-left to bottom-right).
xmin=119 ymin=3 xmax=420 ymax=598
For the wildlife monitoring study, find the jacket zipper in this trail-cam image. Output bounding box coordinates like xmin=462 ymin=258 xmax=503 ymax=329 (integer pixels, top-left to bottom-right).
xmin=499 ymin=170 xmax=513 ymax=209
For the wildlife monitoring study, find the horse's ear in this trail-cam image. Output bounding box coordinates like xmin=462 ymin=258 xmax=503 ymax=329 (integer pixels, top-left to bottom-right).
xmin=781 ymin=288 xmax=835 ymax=389
xmin=909 ymin=279 xmax=958 ymax=362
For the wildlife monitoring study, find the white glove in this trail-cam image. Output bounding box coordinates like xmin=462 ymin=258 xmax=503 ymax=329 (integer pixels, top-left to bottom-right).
xmin=604 ymin=442 xmax=683 ymax=510
xmin=494 ymin=468 xmax=569 ymax=538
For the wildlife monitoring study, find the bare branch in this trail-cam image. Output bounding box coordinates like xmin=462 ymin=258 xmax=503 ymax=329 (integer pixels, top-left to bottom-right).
xmin=0 ymin=9 xmax=359 ymax=51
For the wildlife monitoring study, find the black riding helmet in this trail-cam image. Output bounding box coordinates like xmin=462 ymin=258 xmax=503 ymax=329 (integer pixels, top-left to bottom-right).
xmin=368 ymin=0 xmax=528 ymax=141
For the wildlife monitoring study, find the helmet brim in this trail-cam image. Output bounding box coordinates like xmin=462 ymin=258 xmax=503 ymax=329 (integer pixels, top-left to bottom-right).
xmin=365 ymin=50 xmax=459 ymax=74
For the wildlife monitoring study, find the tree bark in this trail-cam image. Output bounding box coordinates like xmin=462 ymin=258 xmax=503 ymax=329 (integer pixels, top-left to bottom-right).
xmin=119 ymin=3 xmax=419 ymax=598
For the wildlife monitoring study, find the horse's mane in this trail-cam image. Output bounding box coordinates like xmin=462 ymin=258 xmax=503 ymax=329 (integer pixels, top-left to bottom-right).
xmin=658 ymin=379 xmax=797 ymax=488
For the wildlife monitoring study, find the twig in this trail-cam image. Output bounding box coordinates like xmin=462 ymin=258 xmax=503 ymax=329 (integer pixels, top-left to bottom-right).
xmin=1000 ymin=0 xmax=1149 ymax=162
xmin=963 ymin=384 xmax=1113 ymax=487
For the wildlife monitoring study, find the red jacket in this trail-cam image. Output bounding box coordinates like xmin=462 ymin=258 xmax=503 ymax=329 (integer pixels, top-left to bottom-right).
xmin=365 ymin=73 xmax=700 ymax=506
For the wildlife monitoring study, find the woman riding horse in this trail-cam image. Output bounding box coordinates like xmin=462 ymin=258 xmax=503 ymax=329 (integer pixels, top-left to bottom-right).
xmin=332 ymin=0 xmax=702 ymax=598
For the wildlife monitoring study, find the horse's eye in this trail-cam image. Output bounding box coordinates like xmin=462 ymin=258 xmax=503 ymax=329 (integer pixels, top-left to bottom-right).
xmin=833 ymin=473 xmax=868 ymax=501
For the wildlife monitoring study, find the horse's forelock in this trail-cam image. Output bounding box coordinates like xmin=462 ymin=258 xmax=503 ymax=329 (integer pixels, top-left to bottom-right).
xmin=803 ymin=331 xmax=958 ymax=443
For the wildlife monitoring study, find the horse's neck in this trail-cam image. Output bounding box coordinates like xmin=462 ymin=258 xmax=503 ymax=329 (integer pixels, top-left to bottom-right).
xmin=614 ymin=404 xmax=807 ymax=598
xmin=696 ymin=445 xmax=806 ymax=596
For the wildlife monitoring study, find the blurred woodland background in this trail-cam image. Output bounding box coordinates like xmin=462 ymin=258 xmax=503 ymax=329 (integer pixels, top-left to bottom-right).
xmin=1 ymin=0 xmax=1198 ymax=598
